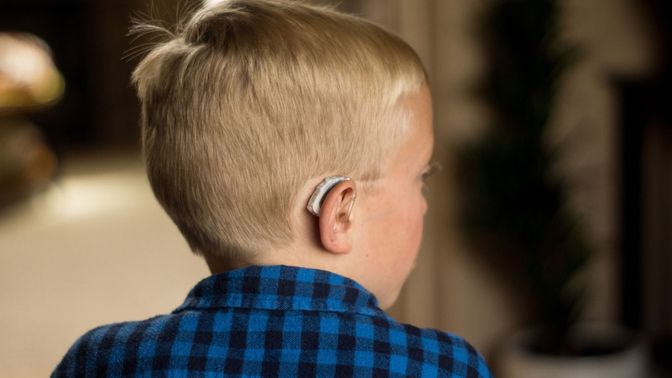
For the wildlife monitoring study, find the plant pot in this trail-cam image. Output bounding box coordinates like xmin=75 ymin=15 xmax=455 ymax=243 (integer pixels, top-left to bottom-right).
xmin=496 ymin=323 xmax=648 ymax=378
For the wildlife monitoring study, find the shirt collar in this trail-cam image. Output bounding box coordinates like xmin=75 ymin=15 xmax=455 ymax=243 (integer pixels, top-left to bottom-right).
xmin=173 ymin=265 xmax=383 ymax=317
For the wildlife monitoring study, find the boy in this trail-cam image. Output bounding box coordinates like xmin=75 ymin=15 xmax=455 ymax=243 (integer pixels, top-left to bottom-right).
xmin=54 ymin=0 xmax=492 ymax=376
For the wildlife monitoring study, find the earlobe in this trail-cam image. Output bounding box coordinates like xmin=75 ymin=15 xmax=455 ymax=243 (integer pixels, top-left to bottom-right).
xmin=317 ymin=180 xmax=356 ymax=254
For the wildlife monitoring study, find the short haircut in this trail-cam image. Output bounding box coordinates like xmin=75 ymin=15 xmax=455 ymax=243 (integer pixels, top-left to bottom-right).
xmin=131 ymin=0 xmax=427 ymax=259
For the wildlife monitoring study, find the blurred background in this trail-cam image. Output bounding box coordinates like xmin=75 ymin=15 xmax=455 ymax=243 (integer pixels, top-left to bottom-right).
xmin=0 ymin=0 xmax=669 ymax=376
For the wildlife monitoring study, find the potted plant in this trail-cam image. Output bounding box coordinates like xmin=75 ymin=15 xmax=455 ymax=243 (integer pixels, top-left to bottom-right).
xmin=457 ymin=0 xmax=647 ymax=376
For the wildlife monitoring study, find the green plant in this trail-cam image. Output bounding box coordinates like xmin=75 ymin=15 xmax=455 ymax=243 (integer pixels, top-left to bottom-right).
xmin=458 ymin=0 xmax=591 ymax=355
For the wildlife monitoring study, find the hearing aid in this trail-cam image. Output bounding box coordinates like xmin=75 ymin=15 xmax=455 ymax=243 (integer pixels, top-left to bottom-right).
xmin=306 ymin=176 xmax=355 ymax=217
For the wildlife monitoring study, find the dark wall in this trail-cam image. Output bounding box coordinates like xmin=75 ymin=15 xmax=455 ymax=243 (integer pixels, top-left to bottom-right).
xmin=1 ymin=0 xmax=142 ymax=149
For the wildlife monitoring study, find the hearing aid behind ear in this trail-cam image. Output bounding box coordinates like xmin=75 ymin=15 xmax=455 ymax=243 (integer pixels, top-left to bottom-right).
xmin=306 ymin=176 xmax=354 ymax=216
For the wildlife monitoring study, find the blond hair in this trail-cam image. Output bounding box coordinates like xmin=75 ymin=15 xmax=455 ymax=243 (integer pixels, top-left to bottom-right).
xmin=131 ymin=0 xmax=427 ymax=259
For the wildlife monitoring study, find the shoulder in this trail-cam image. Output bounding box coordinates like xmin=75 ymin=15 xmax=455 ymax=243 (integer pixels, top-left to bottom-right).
xmin=51 ymin=313 xmax=180 ymax=377
xmin=354 ymin=313 xmax=494 ymax=378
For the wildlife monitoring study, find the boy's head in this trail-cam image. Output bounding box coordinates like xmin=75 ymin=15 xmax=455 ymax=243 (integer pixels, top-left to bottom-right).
xmin=132 ymin=0 xmax=432 ymax=307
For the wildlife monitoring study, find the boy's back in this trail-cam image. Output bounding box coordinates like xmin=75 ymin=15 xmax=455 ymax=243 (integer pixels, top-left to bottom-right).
xmin=54 ymin=266 xmax=489 ymax=377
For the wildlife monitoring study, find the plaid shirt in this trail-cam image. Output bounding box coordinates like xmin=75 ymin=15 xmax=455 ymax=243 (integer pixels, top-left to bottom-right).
xmin=53 ymin=265 xmax=492 ymax=377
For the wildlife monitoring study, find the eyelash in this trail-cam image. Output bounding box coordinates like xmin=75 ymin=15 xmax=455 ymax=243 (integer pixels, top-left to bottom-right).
xmin=421 ymin=160 xmax=442 ymax=194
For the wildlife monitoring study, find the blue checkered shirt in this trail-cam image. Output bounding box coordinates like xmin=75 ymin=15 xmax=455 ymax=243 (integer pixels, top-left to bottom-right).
xmin=53 ymin=265 xmax=493 ymax=377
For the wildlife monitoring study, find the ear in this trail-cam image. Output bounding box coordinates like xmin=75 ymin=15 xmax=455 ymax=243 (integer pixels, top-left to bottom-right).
xmin=318 ymin=179 xmax=356 ymax=254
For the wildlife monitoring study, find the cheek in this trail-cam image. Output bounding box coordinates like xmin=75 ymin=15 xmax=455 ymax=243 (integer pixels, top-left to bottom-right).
xmin=362 ymin=189 xmax=426 ymax=258
xmin=396 ymin=198 xmax=426 ymax=264
xmin=406 ymin=212 xmax=424 ymax=256
xmin=408 ymin=191 xmax=427 ymax=235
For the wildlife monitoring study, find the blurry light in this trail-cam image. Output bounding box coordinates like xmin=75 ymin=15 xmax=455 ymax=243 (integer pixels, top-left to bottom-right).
xmin=0 ymin=33 xmax=64 ymax=108
xmin=33 ymin=172 xmax=143 ymax=223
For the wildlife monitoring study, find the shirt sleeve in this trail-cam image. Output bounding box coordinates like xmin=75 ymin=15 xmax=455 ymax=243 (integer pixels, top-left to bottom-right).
xmin=52 ymin=334 xmax=87 ymax=377
xmin=51 ymin=325 xmax=108 ymax=378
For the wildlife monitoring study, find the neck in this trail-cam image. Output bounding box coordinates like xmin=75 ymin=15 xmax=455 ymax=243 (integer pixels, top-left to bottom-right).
xmin=204 ymin=255 xmax=255 ymax=274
